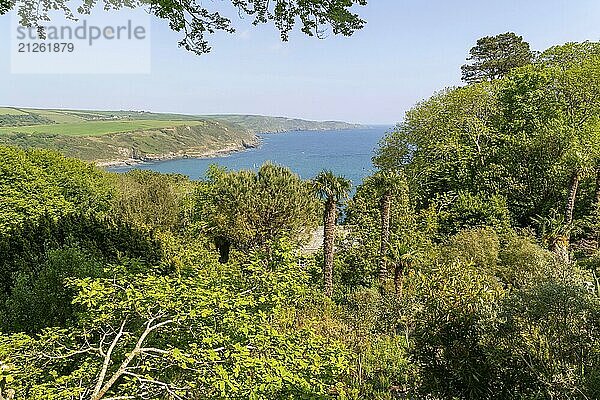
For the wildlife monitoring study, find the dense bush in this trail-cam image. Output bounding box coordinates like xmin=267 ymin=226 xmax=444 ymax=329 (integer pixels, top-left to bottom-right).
xmin=0 ymin=114 xmax=53 ymax=127
xmin=0 ymin=146 xmax=112 ymax=233
xmin=0 ymin=213 xmax=164 ymax=333
xmin=110 ymin=169 xmax=195 ymax=232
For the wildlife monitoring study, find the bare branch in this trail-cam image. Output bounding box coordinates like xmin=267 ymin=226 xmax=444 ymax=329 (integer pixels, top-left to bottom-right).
xmin=91 ymin=317 xmax=174 ymax=400
xmin=92 ymin=318 xmax=128 ymax=399
xmin=122 ymin=372 xmax=188 ymax=400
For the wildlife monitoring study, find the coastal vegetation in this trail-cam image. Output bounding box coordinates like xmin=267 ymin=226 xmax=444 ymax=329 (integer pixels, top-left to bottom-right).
xmin=0 ymin=108 xmax=360 ymax=165
xmin=3 ymin=35 xmax=600 ymax=400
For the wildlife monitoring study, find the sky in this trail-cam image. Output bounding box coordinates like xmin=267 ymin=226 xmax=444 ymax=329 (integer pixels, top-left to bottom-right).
xmin=1 ymin=0 xmax=600 ymax=124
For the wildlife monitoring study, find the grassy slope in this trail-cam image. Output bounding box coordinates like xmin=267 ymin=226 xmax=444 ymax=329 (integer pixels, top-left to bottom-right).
xmin=0 ymin=108 xmax=256 ymax=164
xmin=0 ymin=120 xmax=204 ymax=136
xmin=0 ymin=108 xmax=361 ymax=164
xmin=0 ymin=108 xmax=27 ymax=115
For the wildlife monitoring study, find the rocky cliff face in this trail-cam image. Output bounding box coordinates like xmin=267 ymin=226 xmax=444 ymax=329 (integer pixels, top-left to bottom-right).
xmin=0 ymin=121 xmax=259 ymax=166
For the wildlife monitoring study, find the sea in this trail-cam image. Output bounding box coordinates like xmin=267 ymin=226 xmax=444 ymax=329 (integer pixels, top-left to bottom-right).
xmin=108 ymin=126 xmax=392 ymax=186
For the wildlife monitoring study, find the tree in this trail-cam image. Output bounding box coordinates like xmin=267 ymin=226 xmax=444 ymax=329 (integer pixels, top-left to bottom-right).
xmin=313 ymin=171 xmax=351 ymax=297
xmin=461 ymin=32 xmax=533 ymax=84
xmin=547 ymin=51 xmax=600 ymax=228
xmin=375 ymin=83 xmax=501 ymax=213
xmin=370 ymin=170 xmax=406 ymax=286
xmin=0 ymin=0 xmax=11 ymax=15
xmin=9 ymin=0 xmax=367 ymax=55
xmin=538 ymin=41 xmax=600 ymax=69
xmin=388 ymin=240 xmax=420 ymax=296
xmin=501 ymin=46 xmax=600 ymax=258
xmin=538 ymin=43 xmax=600 ymax=253
xmin=195 ymin=163 xmax=319 ymax=263
xmin=340 ymin=169 xmax=426 ymax=292
xmin=497 ymin=64 xmax=570 ymax=226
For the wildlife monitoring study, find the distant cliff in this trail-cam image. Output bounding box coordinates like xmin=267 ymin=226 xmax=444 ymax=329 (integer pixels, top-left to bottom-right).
xmin=202 ymin=115 xmax=363 ymax=134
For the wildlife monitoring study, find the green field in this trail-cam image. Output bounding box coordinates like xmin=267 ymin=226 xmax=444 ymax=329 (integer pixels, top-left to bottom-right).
xmin=0 ymin=120 xmax=204 ymax=136
xmin=0 ymin=107 xmax=205 ymax=128
xmin=0 ymin=107 xmax=27 ymax=115
xmin=26 ymin=109 xmax=89 ymax=124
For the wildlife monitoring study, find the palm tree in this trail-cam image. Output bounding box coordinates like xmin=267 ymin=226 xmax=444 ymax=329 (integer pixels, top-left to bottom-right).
xmin=372 ymin=170 xmax=406 ymax=286
xmin=533 ymin=210 xmax=573 ymax=264
xmin=313 ymin=171 xmax=352 ymax=297
xmin=564 ymin=169 xmax=581 ymax=227
xmin=389 ymin=240 xmax=420 ymax=296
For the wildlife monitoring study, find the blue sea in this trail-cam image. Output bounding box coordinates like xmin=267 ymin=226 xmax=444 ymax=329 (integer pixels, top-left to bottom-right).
xmin=108 ymin=127 xmax=392 ymax=186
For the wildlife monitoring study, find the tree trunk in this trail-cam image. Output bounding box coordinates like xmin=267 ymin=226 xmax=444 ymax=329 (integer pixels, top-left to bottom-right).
xmin=323 ymin=197 xmax=337 ymax=297
xmin=564 ymin=169 xmax=580 ymax=226
xmin=215 ymin=237 xmax=231 ymax=264
xmin=0 ymin=388 xmax=15 ymax=400
xmin=551 ymin=237 xmax=570 ymax=265
xmin=595 ymin=166 xmax=600 ymax=208
xmin=394 ymin=261 xmax=405 ymax=297
xmin=378 ymin=191 xmax=392 ymax=285
xmin=554 ymin=169 xmax=580 ymax=264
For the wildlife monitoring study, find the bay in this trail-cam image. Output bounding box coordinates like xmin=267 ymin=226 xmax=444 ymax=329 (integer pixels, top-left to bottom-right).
xmin=108 ymin=126 xmax=392 ymax=185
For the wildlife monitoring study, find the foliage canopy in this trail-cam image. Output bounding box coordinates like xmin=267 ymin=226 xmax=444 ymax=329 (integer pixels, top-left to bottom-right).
xmin=8 ymin=0 xmax=367 ymax=55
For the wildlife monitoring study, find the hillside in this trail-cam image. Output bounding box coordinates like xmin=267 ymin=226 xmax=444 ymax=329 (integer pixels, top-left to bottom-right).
xmin=204 ymin=114 xmax=362 ymax=133
xmin=0 ymin=108 xmax=361 ymax=165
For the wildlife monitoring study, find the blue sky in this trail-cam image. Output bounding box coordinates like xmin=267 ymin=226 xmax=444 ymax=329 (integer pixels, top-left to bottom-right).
xmin=1 ymin=0 xmax=600 ymax=124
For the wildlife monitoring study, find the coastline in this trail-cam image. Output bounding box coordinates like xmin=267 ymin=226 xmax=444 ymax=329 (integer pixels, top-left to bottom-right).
xmin=97 ymin=126 xmax=366 ymax=169
xmin=97 ymin=138 xmax=260 ymax=168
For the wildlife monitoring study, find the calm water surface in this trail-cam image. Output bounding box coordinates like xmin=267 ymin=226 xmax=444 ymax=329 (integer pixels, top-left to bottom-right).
xmin=108 ymin=127 xmax=392 ymax=186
